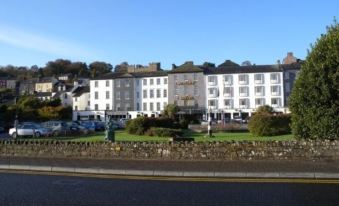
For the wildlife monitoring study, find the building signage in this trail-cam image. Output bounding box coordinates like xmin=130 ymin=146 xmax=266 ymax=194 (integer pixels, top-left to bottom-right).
xmin=180 ymin=95 xmax=195 ymax=100
xmin=176 ymin=80 xmax=196 ymax=85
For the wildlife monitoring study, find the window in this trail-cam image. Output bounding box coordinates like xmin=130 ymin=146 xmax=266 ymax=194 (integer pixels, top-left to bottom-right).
xmin=271 ymin=86 xmax=280 ymax=96
xmin=175 ymin=88 xmax=179 ymax=95
xmin=208 ymin=88 xmax=218 ymax=97
xmin=136 ymin=103 xmax=140 ymax=111
xmin=150 ymin=102 xmax=154 ymax=111
xmin=75 ymin=97 xmax=78 ymax=102
xmin=239 ymin=99 xmax=249 ymax=108
xmin=157 ymin=102 xmax=160 ymax=111
xmin=238 ymin=75 xmax=248 ymax=85
xmin=125 ymin=79 xmax=130 ymax=87
xmin=95 ymin=92 xmax=98 ymax=99
xmin=74 ymin=106 xmax=78 ymax=111
xmin=116 ymin=103 xmax=121 ymax=111
xmin=194 ymin=85 xmax=198 ymax=95
xmin=270 ymin=73 xmax=280 ymax=83
xmin=163 ymin=102 xmax=167 ymax=109
xmin=208 ymin=76 xmax=217 ymax=85
xmin=223 ymin=75 xmax=233 ymax=85
xmin=143 ymin=79 xmax=147 ymax=85
xmin=156 ymin=89 xmax=161 ymax=98
xmin=143 ymin=90 xmax=147 ymax=98
xmin=94 ymin=81 xmax=98 ymax=87
xmin=150 ymin=89 xmax=154 ymax=98
xmin=254 ymin=74 xmax=264 ymax=84
xmin=125 ymin=103 xmax=131 ymax=111
xmin=164 ymin=78 xmax=168 ymax=84
xmin=163 ymin=89 xmax=167 ymax=98
xmin=156 ymin=78 xmax=160 ymax=85
xmin=87 ymin=101 xmax=90 ymax=106
xmin=116 ymin=91 xmax=120 ymax=99
xmin=223 ymin=87 xmax=233 ymax=97
xmin=255 ymin=86 xmax=265 ymax=96
xmin=239 ymin=86 xmax=249 ymax=97
xmin=106 ymin=104 xmax=110 ymax=110
xmin=208 ymin=99 xmax=218 ymax=108
xmin=106 ymin=91 xmax=110 ymax=99
xmin=271 ymin=98 xmax=281 ymax=107
xmin=255 ymin=98 xmax=265 ymax=107
xmin=224 ymin=99 xmax=233 ymax=108
xmin=136 ymin=92 xmax=140 ymax=99
xmin=125 ymin=91 xmax=130 ymax=100
xmin=106 ymin=80 xmax=110 ymax=87
xmin=136 ymin=79 xmax=140 ymax=86
xmin=94 ymin=104 xmax=98 ymax=110
xmin=116 ymin=79 xmax=120 ymax=87
xmin=150 ymin=79 xmax=154 ymax=85
xmin=143 ymin=103 xmax=147 ymax=111
xmin=64 ymin=93 xmax=67 ymax=99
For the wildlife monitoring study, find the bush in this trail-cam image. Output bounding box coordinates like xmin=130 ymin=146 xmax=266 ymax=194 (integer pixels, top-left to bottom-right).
xmin=126 ymin=117 xmax=176 ymax=135
xmin=147 ymin=127 xmax=183 ymax=137
xmin=248 ymin=114 xmax=291 ymax=136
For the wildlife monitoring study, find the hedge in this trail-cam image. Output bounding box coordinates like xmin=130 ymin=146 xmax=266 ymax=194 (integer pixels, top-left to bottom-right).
xmin=146 ymin=127 xmax=183 ymax=137
xmin=126 ymin=117 xmax=177 ymax=135
xmin=248 ymin=114 xmax=291 ymax=136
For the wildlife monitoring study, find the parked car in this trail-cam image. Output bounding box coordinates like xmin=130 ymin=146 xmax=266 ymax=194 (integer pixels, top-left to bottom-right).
xmin=66 ymin=122 xmax=90 ymax=134
xmin=9 ymin=124 xmax=52 ymax=138
xmin=81 ymin=121 xmax=106 ymax=131
xmin=80 ymin=121 xmax=96 ymax=132
xmin=41 ymin=121 xmax=70 ymax=136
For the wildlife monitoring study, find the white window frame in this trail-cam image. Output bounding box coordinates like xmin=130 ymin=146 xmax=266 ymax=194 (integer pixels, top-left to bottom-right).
xmin=223 ymin=75 xmax=233 ymax=85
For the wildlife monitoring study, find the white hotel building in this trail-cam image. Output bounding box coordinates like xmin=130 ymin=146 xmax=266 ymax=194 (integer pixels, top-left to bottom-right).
xmin=205 ymin=63 xmax=299 ymax=120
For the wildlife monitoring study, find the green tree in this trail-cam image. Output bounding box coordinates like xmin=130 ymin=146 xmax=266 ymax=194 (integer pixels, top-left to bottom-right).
xmin=255 ymin=105 xmax=274 ymax=114
xmin=89 ymin=61 xmax=113 ymax=78
xmin=162 ymin=104 xmax=180 ymax=119
xmin=289 ymin=20 xmax=339 ymax=139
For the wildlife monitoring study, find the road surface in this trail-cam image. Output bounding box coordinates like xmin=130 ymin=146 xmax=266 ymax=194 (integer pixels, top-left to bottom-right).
xmin=0 ymin=171 xmax=338 ymax=206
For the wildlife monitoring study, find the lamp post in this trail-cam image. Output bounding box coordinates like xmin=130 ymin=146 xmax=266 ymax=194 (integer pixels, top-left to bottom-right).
xmin=207 ymin=107 xmax=212 ymax=138
xmin=14 ymin=96 xmax=19 ymax=139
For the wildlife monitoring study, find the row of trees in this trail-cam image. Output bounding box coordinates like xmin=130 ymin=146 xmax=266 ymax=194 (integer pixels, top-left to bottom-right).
xmin=0 ymin=59 xmax=115 ymax=80
xmin=0 ymin=96 xmax=72 ymax=128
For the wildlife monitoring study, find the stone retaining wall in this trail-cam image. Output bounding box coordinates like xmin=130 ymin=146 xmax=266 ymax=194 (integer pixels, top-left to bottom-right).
xmin=0 ymin=140 xmax=338 ymax=161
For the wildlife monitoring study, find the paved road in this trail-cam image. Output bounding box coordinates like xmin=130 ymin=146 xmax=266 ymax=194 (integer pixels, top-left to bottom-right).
xmin=0 ymin=172 xmax=338 ymax=206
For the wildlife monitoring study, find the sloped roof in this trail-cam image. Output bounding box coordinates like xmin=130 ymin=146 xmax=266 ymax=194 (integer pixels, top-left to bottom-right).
xmin=168 ymin=61 xmax=204 ymax=74
xmin=72 ymin=86 xmax=90 ymax=97
xmin=205 ymin=63 xmax=301 ymax=75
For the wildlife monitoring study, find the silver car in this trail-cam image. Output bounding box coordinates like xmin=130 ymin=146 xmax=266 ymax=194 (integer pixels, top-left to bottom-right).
xmin=9 ymin=124 xmax=52 ymax=138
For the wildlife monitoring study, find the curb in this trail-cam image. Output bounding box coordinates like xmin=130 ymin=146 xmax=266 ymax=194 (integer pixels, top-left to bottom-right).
xmin=1 ymin=164 xmax=339 ymax=179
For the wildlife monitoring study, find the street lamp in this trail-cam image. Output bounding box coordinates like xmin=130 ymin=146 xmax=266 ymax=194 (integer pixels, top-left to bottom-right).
xmin=206 ymin=107 xmax=212 ymax=138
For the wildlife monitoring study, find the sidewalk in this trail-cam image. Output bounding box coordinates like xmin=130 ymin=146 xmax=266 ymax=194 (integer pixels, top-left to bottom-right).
xmin=0 ymin=156 xmax=339 ymax=179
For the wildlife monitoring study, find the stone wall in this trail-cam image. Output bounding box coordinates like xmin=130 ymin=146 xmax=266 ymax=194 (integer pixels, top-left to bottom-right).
xmin=0 ymin=140 xmax=338 ymax=161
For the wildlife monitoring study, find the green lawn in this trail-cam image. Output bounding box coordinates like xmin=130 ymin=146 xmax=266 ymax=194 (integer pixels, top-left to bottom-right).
xmin=18 ymin=130 xmax=295 ymax=142
xmin=184 ymin=130 xmax=294 ymax=141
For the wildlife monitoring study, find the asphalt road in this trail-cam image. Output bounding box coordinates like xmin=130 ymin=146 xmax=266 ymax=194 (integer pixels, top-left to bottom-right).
xmin=0 ymin=172 xmax=338 ymax=206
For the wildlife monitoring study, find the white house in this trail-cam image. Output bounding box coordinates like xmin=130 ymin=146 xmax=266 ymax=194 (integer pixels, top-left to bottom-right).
xmin=72 ymin=86 xmax=91 ymax=121
xmin=205 ymin=64 xmax=295 ymax=121
xmin=131 ymin=72 xmax=168 ymax=118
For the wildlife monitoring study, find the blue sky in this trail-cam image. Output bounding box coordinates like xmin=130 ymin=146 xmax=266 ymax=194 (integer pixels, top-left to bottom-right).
xmin=0 ymin=0 xmax=338 ymax=69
